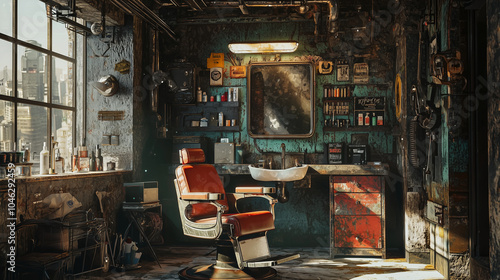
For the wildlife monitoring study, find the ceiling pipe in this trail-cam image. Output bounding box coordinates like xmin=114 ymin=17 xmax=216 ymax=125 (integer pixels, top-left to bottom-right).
xmin=108 ymin=0 xmax=177 ymax=40
xmin=205 ymin=0 xmax=338 ymax=33
xmin=239 ymin=0 xmax=249 ymax=14
xmin=184 ymin=0 xmax=207 ymax=11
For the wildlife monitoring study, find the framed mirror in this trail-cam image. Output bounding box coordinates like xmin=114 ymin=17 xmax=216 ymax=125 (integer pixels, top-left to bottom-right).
xmin=248 ymin=62 xmax=315 ymax=138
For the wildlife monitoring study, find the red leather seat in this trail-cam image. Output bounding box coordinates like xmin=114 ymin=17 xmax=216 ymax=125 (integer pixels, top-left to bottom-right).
xmin=175 ymin=148 xmax=275 ymax=237
xmin=195 ymin=211 xmax=275 ymax=237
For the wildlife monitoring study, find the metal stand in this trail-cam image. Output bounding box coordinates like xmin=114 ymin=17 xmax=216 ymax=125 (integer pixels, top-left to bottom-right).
xmin=122 ymin=201 xmax=162 ymax=268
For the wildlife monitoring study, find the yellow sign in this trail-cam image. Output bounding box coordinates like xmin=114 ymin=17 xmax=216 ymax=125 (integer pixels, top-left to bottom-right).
xmin=207 ymin=53 xmax=224 ymax=68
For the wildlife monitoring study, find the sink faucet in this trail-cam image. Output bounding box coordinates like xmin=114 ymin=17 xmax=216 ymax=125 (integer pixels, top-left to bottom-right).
xmin=281 ymin=143 xmax=286 ymax=169
xmin=278 ymin=143 xmax=289 ymax=203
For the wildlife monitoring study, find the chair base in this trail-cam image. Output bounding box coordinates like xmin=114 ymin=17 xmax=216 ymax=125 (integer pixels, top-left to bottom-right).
xmin=179 ymin=264 xmax=277 ymax=280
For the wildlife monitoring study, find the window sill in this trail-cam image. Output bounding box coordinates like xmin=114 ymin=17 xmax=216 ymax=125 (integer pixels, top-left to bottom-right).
xmin=0 ymin=170 xmax=132 ymax=185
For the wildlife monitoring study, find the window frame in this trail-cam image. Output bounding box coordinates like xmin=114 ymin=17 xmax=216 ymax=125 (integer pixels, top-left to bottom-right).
xmin=0 ymin=0 xmax=82 ymax=158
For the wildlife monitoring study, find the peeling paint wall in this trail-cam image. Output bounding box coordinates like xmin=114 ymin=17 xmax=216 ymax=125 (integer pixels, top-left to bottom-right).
xmin=487 ymin=0 xmax=500 ymax=278
xmin=393 ymin=0 xmax=429 ymax=263
xmin=394 ymin=0 xmax=475 ymax=277
xmin=86 ymin=25 xmax=134 ymax=171
xmin=155 ymin=9 xmax=402 ymax=249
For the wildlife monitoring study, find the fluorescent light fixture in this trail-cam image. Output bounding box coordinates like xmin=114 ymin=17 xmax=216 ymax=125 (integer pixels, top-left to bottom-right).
xmin=228 ymin=41 xmax=299 ymax=54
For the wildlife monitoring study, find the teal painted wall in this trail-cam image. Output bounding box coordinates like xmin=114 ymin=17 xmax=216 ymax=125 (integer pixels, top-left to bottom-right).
xmin=154 ymin=20 xmax=399 ymax=248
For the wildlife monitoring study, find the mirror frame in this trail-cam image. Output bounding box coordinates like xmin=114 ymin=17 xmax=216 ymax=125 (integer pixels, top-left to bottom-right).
xmin=247 ymin=62 xmax=315 ymax=138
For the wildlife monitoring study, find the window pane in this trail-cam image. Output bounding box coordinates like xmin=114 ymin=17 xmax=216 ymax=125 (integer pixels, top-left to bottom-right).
xmin=0 ymin=100 xmax=14 ymax=151
xmin=0 ymin=0 xmax=12 ymax=36
xmin=52 ymin=109 xmax=72 ymax=172
xmin=18 ymin=103 xmax=47 ymax=175
xmin=52 ymin=20 xmax=74 ymax=57
xmin=52 ymin=58 xmax=73 ymax=106
xmin=18 ymin=45 xmax=47 ymax=102
xmin=0 ymin=40 xmax=13 ymax=96
xmin=18 ymin=0 xmax=48 ymax=48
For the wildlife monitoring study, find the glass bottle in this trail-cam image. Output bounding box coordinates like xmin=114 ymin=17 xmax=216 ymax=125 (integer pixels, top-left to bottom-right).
xmin=96 ymin=145 xmax=103 ymax=171
xmin=55 ymin=148 xmax=64 ymax=174
xmin=90 ymin=151 xmax=96 ymax=171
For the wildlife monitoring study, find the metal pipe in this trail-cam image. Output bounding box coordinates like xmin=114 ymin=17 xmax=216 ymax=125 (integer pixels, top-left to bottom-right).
xmin=206 ymin=0 xmax=338 ymax=32
xmin=108 ymin=0 xmax=177 ymax=40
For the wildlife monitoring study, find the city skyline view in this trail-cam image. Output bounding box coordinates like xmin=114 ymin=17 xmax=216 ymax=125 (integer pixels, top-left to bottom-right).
xmin=0 ymin=0 xmax=76 ymax=174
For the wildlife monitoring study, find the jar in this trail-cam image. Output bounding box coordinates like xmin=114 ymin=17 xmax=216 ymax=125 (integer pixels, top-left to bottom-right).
xmin=200 ymin=118 xmax=208 ymax=127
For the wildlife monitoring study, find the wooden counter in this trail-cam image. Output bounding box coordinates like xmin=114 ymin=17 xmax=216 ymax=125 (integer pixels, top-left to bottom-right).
xmin=214 ymin=164 xmax=388 ymax=176
xmin=0 ymin=170 xmax=132 ymax=186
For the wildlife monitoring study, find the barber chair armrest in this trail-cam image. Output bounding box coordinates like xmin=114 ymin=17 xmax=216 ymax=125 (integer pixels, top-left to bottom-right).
xmin=227 ymin=189 xmax=277 ymax=219
xmin=235 ymin=186 xmax=276 ymax=194
xmin=180 ymin=192 xmax=225 ymax=201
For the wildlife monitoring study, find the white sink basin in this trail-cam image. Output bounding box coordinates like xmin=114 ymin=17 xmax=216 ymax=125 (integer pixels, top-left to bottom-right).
xmin=248 ymin=165 xmax=309 ymax=182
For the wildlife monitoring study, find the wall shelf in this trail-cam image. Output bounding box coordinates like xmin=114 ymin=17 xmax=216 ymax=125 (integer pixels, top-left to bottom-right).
xmin=323 ymin=126 xmax=390 ymax=132
xmin=182 ymin=126 xmax=240 ymax=132
xmin=173 ymin=100 xmax=240 ymax=132
xmin=175 ymin=101 xmax=239 ymax=108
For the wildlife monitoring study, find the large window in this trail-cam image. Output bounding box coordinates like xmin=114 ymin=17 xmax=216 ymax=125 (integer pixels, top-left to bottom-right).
xmin=0 ymin=0 xmax=82 ymax=174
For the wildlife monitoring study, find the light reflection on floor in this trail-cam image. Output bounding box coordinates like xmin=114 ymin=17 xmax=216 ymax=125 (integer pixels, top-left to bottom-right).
xmin=80 ymin=247 xmax=445 ymax=280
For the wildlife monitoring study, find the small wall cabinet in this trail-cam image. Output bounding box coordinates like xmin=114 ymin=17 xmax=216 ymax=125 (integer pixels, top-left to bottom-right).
xmin=322 ymin=84 xmax=389 ymax=131
xmin=173 ymin=101 xmax=240 ymax=132
xmin=330 ymin=175 xmax=386 ymax=258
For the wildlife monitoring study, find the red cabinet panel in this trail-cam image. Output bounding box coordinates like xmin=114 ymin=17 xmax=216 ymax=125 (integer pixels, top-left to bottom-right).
xmin=330 ymin=175 xmax=385 ymax=258
xmin=331 ymin=176 xmax=381 ymax=193
xmin=334 ymin=216 xmax=382 ymax=248
xmin=334 ymin=193 xmax=381 ymax=215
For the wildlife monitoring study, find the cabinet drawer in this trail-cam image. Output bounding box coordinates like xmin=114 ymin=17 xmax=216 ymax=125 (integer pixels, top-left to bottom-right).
xmin=331 ymin=176 xmax=381 ymax=193
xmin=334 ymin=193 xmax=381 ymax=215
xmin=334 ymin=216 xmax=382 ymax=248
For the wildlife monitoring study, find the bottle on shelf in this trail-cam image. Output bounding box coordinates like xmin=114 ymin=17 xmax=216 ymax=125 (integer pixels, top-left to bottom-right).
xmin=79 ymin=146 xmax=89 ymax=172
xmin=377 ymin=115 xmax=384 ymax=126
xmin=55 ymin=148 xmax=64 ymax=174
xmin=197 ymin=87 xmax=203 ymax=103
xmin=90 ymin=151 xmax=96 ymax=171
xmin=372 ymin=113 xmax=377 ymax=126
xmin=218 ymin=112 xmax=224 ymax=126
xmin=96 ymin=145 xmax=103 ymax=171
xmin=39 ymin=142 xmax=49 ymax=175
xmin=72 ymin=147 xmax=79 ymax=172
xmin=364 ymin=113 xmax=370 ymax=126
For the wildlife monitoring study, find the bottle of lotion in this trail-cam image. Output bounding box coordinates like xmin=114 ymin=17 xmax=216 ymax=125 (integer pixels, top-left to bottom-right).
xmin=39 ymin=142 xmax=49 ymax=175
xmin=196 ymin=87 xmax=202 ymax=103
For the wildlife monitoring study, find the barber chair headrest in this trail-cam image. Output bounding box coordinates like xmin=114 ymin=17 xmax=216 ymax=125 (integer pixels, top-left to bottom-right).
xmin=180 ymin=148 xmax=206 ymax=164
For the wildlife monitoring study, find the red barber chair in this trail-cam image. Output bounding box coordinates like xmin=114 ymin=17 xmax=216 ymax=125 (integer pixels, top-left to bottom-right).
xmin=174 ymin=148 xmax=299 ymax=280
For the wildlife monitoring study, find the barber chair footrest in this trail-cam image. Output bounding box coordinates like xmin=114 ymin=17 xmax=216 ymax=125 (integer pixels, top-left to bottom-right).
xmin=244 ymin=253 xmax=300 ymax=268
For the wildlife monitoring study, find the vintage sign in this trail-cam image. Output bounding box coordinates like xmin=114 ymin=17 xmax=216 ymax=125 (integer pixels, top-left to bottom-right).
xmin=353 ymin=63 xmax=369 ymax=84
xmin=336 ymin=60 xmax=349 ymax=82
xmin=354 ymin=97 xmax=385 ymax=111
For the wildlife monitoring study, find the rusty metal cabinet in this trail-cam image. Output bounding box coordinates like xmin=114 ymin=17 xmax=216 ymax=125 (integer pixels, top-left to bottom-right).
xmin=330 ymin=175 xmax=386 ymax=258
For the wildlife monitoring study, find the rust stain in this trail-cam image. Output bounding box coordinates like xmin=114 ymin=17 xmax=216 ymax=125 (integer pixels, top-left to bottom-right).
xmin=334 ymin=193 xmax=381 ymax=215
xmin=332 ymin=176 xmax=382 ymax=193
xmin=334 ymin=216 xmax=382 ymax=248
